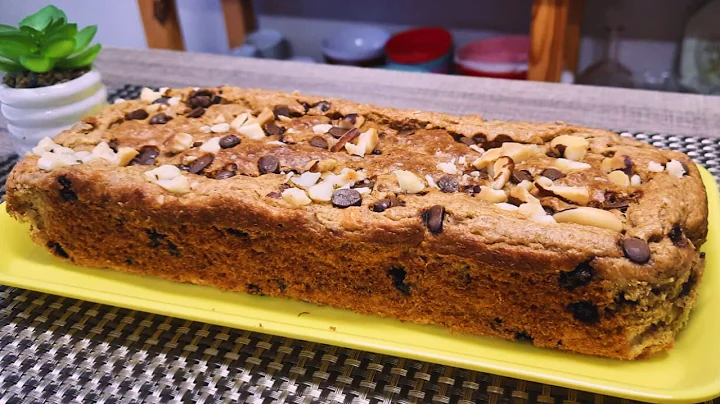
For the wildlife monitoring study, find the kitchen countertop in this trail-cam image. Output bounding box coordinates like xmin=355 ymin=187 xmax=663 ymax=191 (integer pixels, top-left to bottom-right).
xmin=2 ymin=46 xmax=720 ymax=160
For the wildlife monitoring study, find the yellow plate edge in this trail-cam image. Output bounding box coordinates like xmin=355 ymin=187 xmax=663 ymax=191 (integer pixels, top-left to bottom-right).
xmin=0 ymin=166 xmax=718 ymax=403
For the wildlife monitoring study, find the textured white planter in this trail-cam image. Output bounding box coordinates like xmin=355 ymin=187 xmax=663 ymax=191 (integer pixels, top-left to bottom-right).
xmin=0 ymin=69 xmax=108 ymax=155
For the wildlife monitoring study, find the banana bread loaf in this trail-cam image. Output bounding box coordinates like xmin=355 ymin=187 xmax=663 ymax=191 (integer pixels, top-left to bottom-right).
xmin=6 ymin=86 xmax=708 ymax=359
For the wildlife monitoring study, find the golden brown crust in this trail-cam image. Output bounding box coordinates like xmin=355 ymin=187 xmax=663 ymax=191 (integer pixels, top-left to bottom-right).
xmin=6 ymin=86 xmax=708 ymax=359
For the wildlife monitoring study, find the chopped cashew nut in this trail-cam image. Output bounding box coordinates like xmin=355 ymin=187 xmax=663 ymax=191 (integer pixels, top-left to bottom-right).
xmin=282 ymin=188 xmax=312 ymax=207
xmin=394 ymin=170 xmax=425 ymax=193
xmin=550 ymin=135 xmax=589 ymax=161
xmin=553 ymin=207 xmax=624 ymax=232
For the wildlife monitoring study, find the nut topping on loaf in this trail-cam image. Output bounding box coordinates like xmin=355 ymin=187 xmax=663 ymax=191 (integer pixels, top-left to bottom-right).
xmin=6 ymin=86 xmax=708 ymax=359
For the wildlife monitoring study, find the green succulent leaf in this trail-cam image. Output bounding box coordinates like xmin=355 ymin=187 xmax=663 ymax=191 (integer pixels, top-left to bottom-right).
xmin=46 ymin=15 xmax=67 ymax=29
xmin=0 ymin=58 xmax=25 ymax=73
xmin=19 ymin=6 xmax=57 ymax=31
xmin=42 ymin=38 xmax=76 ymax=59
xmin=55 ymin=43 xmax=101 ymax=69
xmin=20 ymin=54 xmax=54 ymax=73
xmin=19 ymin=5 xmax=67 ymax=31
xmin=0 ymin=31 xmax=37 ymax=51
xmin=44 ymin=23 xmax=77 ymax=41
xmin=0 ymin=24 xmax=17 ymax=33
xmin=0 ymin=41 xmax=28 ymax=62
xmin=6 ymin=6 xmax=101 ymax=74
xmin=48 ymin=6 xmax=68 ymax=23
xmin=73 ymin=25 xmax=97 ymax=53
xmin=19 ymin=25 xmax=41 ymax=38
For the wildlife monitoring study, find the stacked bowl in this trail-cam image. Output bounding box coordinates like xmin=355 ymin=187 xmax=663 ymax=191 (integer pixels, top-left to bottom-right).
xmin=322 ymin=27 xmax=390 ymax=67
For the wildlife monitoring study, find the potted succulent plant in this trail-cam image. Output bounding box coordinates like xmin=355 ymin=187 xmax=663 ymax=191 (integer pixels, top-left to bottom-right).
xmin=0 ymin=5 xmax=106 ymax=154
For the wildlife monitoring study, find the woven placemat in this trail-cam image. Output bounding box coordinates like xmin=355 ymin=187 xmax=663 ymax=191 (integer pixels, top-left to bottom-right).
xmin=0 ymin=85 xmax=718 ymax=403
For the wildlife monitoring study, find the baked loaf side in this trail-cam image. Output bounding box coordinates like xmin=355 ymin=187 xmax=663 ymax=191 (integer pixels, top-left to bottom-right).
xmin=6 ymin=86 xmax=708 ymax=359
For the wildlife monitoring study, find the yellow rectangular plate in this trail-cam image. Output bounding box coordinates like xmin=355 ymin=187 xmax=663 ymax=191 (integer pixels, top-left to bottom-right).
xmin=1 ymin=167 xmax=719 ymax=403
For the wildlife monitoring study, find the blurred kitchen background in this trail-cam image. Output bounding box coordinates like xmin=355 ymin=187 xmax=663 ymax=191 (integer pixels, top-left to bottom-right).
xmin=0 ymin=0 xmax=719 ymax=94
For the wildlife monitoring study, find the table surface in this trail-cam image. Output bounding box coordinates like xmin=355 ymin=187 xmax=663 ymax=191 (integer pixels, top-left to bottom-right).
xmin=1 ymin=47 xmax=720 ymax=403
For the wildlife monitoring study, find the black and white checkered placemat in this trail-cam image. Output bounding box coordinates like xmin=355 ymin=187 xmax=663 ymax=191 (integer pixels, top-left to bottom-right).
xmin=0 ymin=85 xmax=718 ymax=403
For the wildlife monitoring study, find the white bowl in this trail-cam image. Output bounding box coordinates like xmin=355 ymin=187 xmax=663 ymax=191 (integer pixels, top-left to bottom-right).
xmin=322 ymin=26 xmax=390 ymax=63
xmin=0 ymin=69 xmax=107 ymax=155
xmin=246 ymin=29 xmax=289 ymax=60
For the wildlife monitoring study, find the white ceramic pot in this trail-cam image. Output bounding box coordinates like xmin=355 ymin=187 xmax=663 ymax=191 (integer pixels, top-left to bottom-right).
xmin=0 ymin=69 xmax=108 ymax=155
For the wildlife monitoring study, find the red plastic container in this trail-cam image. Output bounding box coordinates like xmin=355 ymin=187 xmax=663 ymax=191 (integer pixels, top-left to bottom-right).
xmin=385 ymin=27 xmax=453 ymax=73
xmin=455 ymin=35 xmax=529 ymax=79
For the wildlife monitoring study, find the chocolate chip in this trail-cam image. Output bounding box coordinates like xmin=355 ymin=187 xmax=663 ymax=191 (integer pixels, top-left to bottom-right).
xmin=266 ymin=191 xmax=282 ymax=199
xmin=328 ymin=127 xmax=348 ymax=139
xmin=515 ymin=331 xmax=533 ymax=342
xmin=57 ymin=175 xmax=77 ymax=201
xmin=566 ymin=301 xmax=600 ymax=324
xmin=188 ymin=154 xmax=214 ymax=174
xmin=481 ymin=134 xmax=513 ymax=149
xmin=622 ymin=156 xmax=634 ymax=176
xmin=125 ymin=109 xmax=149 ymax=120
xmin=507 ymin=196 xmax=523 ymax=206
xmin=344 ymin=113 xmax=359 ymax=124
xmin=472 ymin=134 xmax=487 ymax=144
xmin=273 ymin=105 xmax=290 ymax=118
xmin=152 ymin=97 xmax=170 ymax=104
xmin=466 ymin=184 xmax=482 ymax=195
xmin=247 ymin=284 xmax=264 ymax=295
xmin=669 ymin=224 xmax=689 ymax=248
xmin=371 ymin=149 xmax=382 ymax=155
xmin=264 ymin=121 xmax=285 ymax=136
xmin=189 ymin=95 xmax=212 ymax=108
xmin=193 ymin=141 xmax=203 ymax=148
xmin=511 ymin=170 xmax=533 ymax=184
xmin=459 ymin=136 xmax=476 ymax=146
xmin=602 ymin=192 xmax=630 ymax=211
xmin=398 ymin=129 xmax=415 ymax=136
xmin=372 ymin=199 xmax=392 ymax=212
xmin=622 ymin=238 xmax=651 ymax=264
xmin=48 ymin=241 xmax=69 ymax=258
xmin=219 ymin=135 xmax=240 ymax=149
xmin=352 ymin=178 xmax=375 ymax=190
xmin=542 ymin=205 xmax=555 ymax=215
xmin=388 ymin=267 xmax=411 ymax=295
xmin=146 ymin=229 xmax=167 ymax=248
xmin=555 ymin=144 xmax=567 ymax=157
xmin=559 ymin=259 xmax=594 ymax=290
xmin=422 ymin=205 xmax=445 ymax=235
xmin=541 ymin=168 xmax=566 ymax=181
xmin=331 ymin=128 xmax=360 ymax=152
xmin=437 ymin=176 xmax=459 ymax=193
xmin=129 ymin=146 xmax=160 ymax=166
xmin=312 ymin=100 xmax=331 ymax=112
xmin=149 ymin=113 xmax=172 ymax=125
xmin=190 ymin=89 xmax=213 ymax=98
xmin=331 ymin=189 xmax=362 ymax=208
xmin=177 ymin=164 xmax=191 ymax=171
xmin=211 ymin=95 xmax=223 ymax=105
xmin=700 ymin=252 xmax=706 ymax=259
xmin=307 ymin=136 xmax=328 ymax=149
xmin=214 ymin=170 xmax=236 ymax=179
xmin=187 ymin=107 xmax=205 ymax=118
xmin=107 ymin=139 xmax=119 ymax=153
xmin=258 ymin=155 xmax=280 ymax=174
xmin=680 ymin=274 xmax=696 ymax=297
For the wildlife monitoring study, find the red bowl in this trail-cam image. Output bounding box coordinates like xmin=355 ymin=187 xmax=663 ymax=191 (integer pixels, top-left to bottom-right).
xmin=455 ymin=35 xmax=529 ymax=79
xmin=385 ymin=27 xmax=453 ymax=65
